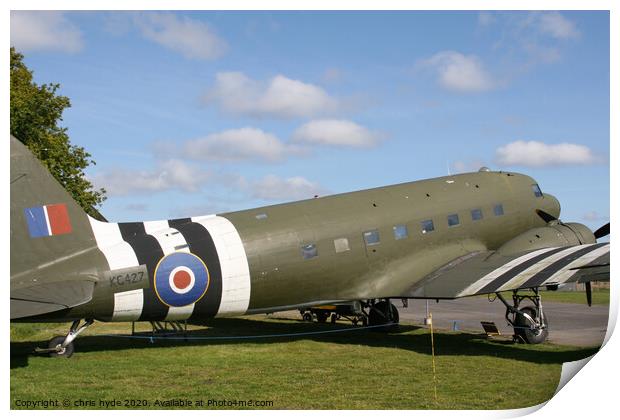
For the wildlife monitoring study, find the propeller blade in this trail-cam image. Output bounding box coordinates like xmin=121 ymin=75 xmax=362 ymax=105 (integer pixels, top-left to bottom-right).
xmin=594 ymin=223 xmax=610 ymax=239
xmin=536 ymin=209 xmax=557 ymax=223
xmin=585 ymin=282 xmax=592 ymax=307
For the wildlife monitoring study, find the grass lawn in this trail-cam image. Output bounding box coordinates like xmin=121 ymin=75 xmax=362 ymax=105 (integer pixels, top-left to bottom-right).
xmin=538 ymin=289 xmax=609 ymax=305
xmin=10 ymin=316 xmax=600 ymax=410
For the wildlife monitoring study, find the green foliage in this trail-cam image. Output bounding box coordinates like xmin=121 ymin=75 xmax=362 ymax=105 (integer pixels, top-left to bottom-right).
xmin=10 ymin=47 xmax=106 ymax=218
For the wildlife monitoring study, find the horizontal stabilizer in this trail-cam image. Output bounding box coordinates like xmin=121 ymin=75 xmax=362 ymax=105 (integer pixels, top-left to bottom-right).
xmin=10 ymin=280 xmax=95 ymax=319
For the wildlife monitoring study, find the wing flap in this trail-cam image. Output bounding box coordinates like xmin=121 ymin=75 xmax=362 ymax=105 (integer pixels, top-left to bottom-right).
xmin=403 ymin=243 xmax=609 ymax=299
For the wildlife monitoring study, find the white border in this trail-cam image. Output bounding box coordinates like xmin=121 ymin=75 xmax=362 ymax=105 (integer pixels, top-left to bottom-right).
xmin=5 ymin=2 xmax=617 ymax=420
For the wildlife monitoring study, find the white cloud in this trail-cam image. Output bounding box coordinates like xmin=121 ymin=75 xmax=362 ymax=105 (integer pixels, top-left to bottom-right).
xmin=537 ymin=12 xmax=580 ymax=40
xmin=418 ymin=51 xmax=495 ymax=93
xmin=134 ymin=12 xmax=226 ymax=60
xmin=11 ymin=11 xmax=83 ymax=53
xmin=205 ymin=72 xmax=339 ymax=118
xmin=292 ymin=119 xmax=382 ymax=148
xmin=92 ymin=159 xmax=209 ymax=196
xmin=183 ymin=128 xmax=299 ymax=162
xmin=250 ymin=175 xmax=327 ymax=201
xmin=496 ymin=140 xmax=598 ymax=167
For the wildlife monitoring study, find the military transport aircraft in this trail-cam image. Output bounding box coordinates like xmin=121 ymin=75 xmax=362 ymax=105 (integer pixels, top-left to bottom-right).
xmin=10 ymin=135 xmax=610 ymax=357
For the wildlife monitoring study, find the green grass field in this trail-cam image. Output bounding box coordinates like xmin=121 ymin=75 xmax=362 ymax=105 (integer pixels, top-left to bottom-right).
xmin=10 ymin=316 xmax=600 ymax=410
xmin=538 ymin=289 xmax=609 ymax=305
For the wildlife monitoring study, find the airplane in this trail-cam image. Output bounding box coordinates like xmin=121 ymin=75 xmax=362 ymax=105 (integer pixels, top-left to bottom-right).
xmin=10 ymin=134 xmax=610 ymax=357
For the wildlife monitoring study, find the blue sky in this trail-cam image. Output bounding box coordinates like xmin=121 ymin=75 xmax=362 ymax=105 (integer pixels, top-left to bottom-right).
xmin=10 ymin=10 xmax=610 ymax=230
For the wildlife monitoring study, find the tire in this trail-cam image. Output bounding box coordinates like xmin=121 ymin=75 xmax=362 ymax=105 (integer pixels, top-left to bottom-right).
xmin=316 ymin=312 xmax=328 ymax=323
xmin=368 ymin=301 xmax=399 ymax=332
xmin=514 ymin=306 xmax=548 ymax=344
xmin=330 ymin=314 xmax=337 ymax=324
xmin=302 ymin=312 xmax=313 ymax=322
xmin=48 ymin=336 xmax=74 ymax=358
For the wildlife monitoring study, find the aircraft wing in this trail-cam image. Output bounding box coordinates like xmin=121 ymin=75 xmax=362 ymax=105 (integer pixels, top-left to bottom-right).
xmin=402 ymin=242 xmax=609 ymax=299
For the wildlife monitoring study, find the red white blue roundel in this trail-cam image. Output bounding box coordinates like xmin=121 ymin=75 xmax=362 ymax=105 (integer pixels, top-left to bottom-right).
xmin=154 ymin=252 xmax=210 ymax=307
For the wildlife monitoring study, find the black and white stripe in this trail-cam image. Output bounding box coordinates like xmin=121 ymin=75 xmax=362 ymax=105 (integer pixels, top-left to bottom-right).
xmin=118 ymin=222 xmax=167 ymax=321
xmin=88 ymin=216 xmax=142 ymax=321
xmin=88 ymin=215 xmax=251 ymax=321
xmin=458 ymin=243 xmax=609 ymax=297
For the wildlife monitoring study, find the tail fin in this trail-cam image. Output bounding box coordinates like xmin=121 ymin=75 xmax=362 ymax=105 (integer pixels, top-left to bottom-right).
xmin=10 ymin=135 xmax=102 ymax=302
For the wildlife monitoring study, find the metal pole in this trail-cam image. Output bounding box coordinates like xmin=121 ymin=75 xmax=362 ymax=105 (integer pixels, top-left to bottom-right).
xmin=424 ymin=299 xmax=431 ymax=325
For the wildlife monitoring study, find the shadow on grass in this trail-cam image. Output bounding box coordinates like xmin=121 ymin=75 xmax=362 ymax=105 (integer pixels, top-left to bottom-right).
xmin=10 ymin=316 xmax=601 ymax=370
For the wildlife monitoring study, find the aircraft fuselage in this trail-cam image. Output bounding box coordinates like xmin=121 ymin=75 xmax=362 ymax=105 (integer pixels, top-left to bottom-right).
xmin=20 ymin=169 xmax=560 ymax=322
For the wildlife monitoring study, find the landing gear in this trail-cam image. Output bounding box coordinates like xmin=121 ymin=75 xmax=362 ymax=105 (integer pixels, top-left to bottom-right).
xmin=496 ymin=289 xmax=548 ymax=344
xmin=316 ymin=312 xmax=329 ymax=323
xmin=36 ymin=319 xmax=94 ymax=358
xmin=47 ymin=336 xmax=74 ymax=358
xmin=367 ymin=299 xmax=399 ymax=332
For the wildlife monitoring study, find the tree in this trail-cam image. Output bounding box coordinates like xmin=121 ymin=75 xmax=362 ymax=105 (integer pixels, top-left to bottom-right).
xmin=10 ymin=47 xmax=106 ymax=219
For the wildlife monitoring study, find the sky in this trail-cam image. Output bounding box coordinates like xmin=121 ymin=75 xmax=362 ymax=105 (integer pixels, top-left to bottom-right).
xmin=9 ymin=10 xmax=610 ymax=230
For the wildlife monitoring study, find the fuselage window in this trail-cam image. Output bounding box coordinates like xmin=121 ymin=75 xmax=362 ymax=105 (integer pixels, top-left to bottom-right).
xmin=447 ymin=214 xmax=460 ymax=227
xmin=494 ymin=204 xmax=504 ymax=216
xmin=334 ymin=238 xmax=350 ymax=253
xmin=471 ymin=208 xmax=483 ymax=221
xmin=421 ymin=219 xmax=435 ymax=233
xmin=532 ymin=184 xmax=543 ymax=198
xmin=363 ymin=230 xmax=380 ymax=246
xmin=393 ymin=224 xmax=408 ymax=240
xmin=301 ymin=244 xmax=318 ymax=260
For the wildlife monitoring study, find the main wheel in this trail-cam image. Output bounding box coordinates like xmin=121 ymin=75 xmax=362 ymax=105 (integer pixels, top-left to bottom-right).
xmin=316 ymin=312 xmax=328 ymax=323
xmin=514 ymin=306 xmax=548 ymax=344
xmin=48 ymin=336 xmax=74 ymax=358
xmin=368 ymin=301 xmax=399 ymax=332
xmin=302 ymin=312 xmax=313 ymax=322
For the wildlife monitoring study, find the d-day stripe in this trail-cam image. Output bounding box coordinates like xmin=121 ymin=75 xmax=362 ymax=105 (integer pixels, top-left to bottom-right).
xmin=542 ymin=243 xmax=610 ymax=286
xmin=118 ymin=222 xmax=167 ymax=321
xmin=87 ymin=217 xmax=142 ymax=321
xmin=458 ymin=247 xmax=556 ymax=297
xmin=142 ymin=221 xmax=196 ymax=321
xmin=191 ymin=215 xmax=251 ymax=317
xmin=519 ymin=243 xmax=608 ymax=289
xmin=476 ymin=247 xmax=570 ymax=295
xmin=168 ymin=218 xmax=223 ymax=319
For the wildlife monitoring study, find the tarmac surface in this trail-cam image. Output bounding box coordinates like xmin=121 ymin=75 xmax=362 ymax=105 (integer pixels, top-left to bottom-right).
xmin=393 ymin=296 xmax=609 ymax=347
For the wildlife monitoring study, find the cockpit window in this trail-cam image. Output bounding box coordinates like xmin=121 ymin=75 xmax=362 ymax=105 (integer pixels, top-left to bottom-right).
xmin=532 ymin=184 xmax=543 ymax=198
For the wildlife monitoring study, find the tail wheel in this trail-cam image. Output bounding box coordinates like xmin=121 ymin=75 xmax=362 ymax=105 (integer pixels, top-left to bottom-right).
xmin=48 ymin=336 xmax=74 ymax=358
xmin=514 ymin=306 xmax=548 ymax=344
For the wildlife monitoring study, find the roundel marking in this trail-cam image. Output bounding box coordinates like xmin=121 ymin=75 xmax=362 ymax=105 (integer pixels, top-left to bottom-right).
xmin=154 ymin=252 xmax=210 ymax=307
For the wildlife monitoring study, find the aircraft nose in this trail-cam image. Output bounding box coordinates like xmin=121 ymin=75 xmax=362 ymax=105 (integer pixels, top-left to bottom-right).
xmin=544 ymin=193 xmax=561 ymax=219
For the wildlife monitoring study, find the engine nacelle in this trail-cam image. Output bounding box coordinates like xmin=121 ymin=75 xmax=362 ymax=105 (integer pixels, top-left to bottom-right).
xmin=498 ymin=222 xmax=596 ymax=256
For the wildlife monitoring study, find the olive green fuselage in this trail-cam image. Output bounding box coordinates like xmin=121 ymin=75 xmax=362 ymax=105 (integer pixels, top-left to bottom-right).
xmin=14 ymin=167 xmax=560 ymax=322
xmin=224 ymin=170 xmax=554 ymax=312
